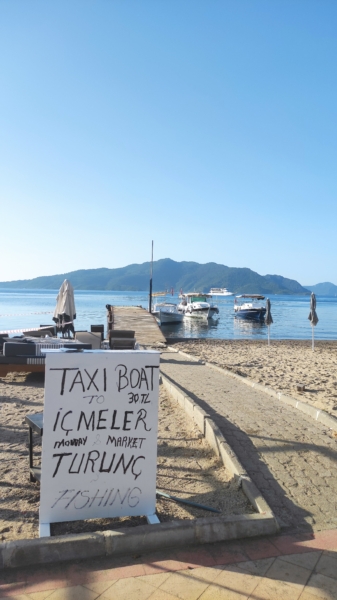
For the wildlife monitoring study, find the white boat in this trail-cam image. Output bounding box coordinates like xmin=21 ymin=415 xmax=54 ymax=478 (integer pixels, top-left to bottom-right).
xmin=152 ymin=302 xmax=184 ymax=325
xmin=209 ymin=287 xmax=234 ymax=296
xmin=178 ymin=293 xmax=219 ymax=320
xmin=234 ymin=295 xmax=266 ymax=320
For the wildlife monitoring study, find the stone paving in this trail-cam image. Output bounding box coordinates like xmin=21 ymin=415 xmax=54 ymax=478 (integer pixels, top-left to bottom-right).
xmin=1 ymin=529 xmax=337 ymax=599
xmin=160 ymin=351 xmax=337 ymax=533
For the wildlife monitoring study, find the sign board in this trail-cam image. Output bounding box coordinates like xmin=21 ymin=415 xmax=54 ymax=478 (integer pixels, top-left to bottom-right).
xmin=39 ymin=350 xmax=160 ymax=527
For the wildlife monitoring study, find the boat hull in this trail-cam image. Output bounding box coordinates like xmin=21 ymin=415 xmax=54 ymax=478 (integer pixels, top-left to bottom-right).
xmin=159 ymin=310 xmax=184 ymax=324
xmin=184 ymin=308 xmax=210 ymax=319
xmin=234 ymin=309 xmax=266 ymax=320
xmin=210 ymin=291 xmax=234 ymax=296
xmin=183 ymin=307 xmax=219 ymax=320
xmin=178 ymin=294 xmax=219 ymax=321
xmin=152 ymin=302 xmax=184 ymax=325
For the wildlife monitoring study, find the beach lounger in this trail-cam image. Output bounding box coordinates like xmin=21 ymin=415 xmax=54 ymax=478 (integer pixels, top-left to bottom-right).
xmin=109 ymin=330 xmax=135 ymax=338
xmin=0 ymin=338 xmax=92 ymax=377
xmin=108 ymin=329 xmax=136 ymax=350
xmin=75 ymin=331 xmax=102 ymax=349
xmin=90 ymin=324 xmax=104 ymax=340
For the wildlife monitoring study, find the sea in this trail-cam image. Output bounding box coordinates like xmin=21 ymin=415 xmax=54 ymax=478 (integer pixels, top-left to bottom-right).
xmin=0 ymin=289 xmax=336 ymax=341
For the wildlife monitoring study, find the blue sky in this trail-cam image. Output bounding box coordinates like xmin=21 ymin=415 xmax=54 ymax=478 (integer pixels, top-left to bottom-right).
xmin=1 ymin=1 xmax=336 ymax=285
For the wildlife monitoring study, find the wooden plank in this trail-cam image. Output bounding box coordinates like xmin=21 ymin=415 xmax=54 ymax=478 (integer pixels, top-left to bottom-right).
xmin=112 ymin=306 xmax=167 ymax=347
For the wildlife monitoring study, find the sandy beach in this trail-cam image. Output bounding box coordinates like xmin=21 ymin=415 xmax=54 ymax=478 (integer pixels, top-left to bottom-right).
xmin=171 ymin=339 xmax=337 ymax=417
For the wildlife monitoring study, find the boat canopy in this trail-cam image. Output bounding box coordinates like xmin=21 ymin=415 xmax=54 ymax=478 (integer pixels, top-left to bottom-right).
xmin=235 ymin=294 xmax=265 ymax=300
xmin=182 ymin=292 xmax=212 ymax=298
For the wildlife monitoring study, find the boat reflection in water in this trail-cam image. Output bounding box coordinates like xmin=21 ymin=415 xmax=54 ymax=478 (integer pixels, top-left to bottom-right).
xmin=183 ymin=317 xmax=220 ymax=335
xmin=163 ymin=314 xmax=220 ymax=338
xmin=233 ymin=317 xmax=266 ymax=337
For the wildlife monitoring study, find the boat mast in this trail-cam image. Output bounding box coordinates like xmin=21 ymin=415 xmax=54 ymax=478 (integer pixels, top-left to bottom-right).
xmin=148 ymin=240 xmax=153 ymax=313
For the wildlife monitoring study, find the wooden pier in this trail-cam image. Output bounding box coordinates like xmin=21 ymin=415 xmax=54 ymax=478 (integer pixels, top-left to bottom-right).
xmin=110 ymin=306 xmax=167 ymax=347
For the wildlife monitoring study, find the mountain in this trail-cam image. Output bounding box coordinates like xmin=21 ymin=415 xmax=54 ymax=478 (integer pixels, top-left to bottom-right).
xmin=0 ymin=259 xmax=310 ymax=295
xmin=304 ymin=282 xmax=337 ymax=296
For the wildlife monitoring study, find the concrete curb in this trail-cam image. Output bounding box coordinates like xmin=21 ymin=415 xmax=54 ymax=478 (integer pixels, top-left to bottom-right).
xmin=168 ymin=347 xmax=337 ymax=433
xmin=160 ymin=373 xmax=279 ymax=529
xmin=0 ymin=512 xmax=277 ymax=570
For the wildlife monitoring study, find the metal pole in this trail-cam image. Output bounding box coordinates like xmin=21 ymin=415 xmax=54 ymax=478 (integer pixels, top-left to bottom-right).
xmin=149 ymin=240 xmax=153 ymax=313
xmin=156 ymin=490 xmax=221 ymax=513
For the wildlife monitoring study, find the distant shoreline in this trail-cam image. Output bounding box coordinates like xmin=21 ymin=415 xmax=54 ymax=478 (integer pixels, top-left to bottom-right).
xmin=0 ymin=258 xmax=312 ymax=295
xmin=0 ymin=287 xmax=325 ymax=295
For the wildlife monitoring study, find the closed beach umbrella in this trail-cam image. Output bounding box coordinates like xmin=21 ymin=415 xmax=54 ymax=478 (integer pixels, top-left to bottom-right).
xmin=53 ymin=279 xmax=76 ymax=337
xmin=308 ymin=292 xmax=318 ymax=351
xmin=265 ymin=298 xmax=273 ymax=345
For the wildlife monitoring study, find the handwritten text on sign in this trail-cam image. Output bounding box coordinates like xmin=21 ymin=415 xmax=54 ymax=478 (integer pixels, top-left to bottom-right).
xmin=39 ymin=351 xmax=160 ymax=524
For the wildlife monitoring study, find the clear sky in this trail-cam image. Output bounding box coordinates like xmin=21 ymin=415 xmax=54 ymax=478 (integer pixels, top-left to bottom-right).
xmin=1 ymin=1 xmax=336 ymax=285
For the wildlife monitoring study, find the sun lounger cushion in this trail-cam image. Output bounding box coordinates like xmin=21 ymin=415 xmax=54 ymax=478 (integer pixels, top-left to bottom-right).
xmin=91 ymin=325 xmax=104 ymax=340
xmin=4 ymin=343 xmax=37 ymax=357
xmin=75 ymin=331 xmax=102 ymax=350
xmin=3 ymin=340 xmax=92 ymax=357
xmin=109 ymin=338 xmax=136 ymax=350
xmin=109 ymin=330 xmax=135 ymax=339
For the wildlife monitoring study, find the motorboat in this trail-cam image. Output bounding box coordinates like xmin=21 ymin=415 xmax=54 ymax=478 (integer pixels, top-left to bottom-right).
xmin=234 ymin=295 xmax=266 ymax=320
xmin=178 ymin=293 xmax=219 ymax=320
xmin=152 ymin=302 xmax=184 ymax=325
xmin=209 ymin=287 xmax=234 ymax=296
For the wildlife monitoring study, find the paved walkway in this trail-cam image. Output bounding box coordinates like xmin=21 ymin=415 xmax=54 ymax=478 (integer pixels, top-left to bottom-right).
xmin=1 ymin=529 xmax=337 ymax=599
xmin=160 ymin=351 xmax=337 ymax=533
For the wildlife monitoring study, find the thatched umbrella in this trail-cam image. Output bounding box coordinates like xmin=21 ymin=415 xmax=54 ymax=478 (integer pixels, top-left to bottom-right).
xmin=265 ymin=298 xmax=273 ymax=345
xmin=308 ymin=292 xmax=318 ymax=351
xmin=53 ymin=279 xmax=76 ymax=337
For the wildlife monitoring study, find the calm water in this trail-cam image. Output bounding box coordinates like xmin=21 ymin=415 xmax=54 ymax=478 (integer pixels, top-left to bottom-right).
xmin=0 ymin=289 xmax=336 ymax=341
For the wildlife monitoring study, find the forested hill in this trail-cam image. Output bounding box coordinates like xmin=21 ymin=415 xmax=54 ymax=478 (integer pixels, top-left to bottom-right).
xmin=305 ymin=282 xmax=337 ymax=296
xmin=0 ymin=259 xmax=310 ymax=295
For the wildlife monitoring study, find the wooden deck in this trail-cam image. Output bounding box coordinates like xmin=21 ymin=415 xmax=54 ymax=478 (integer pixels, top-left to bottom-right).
xmin=111 ymin=306 xmax=167 ymax=347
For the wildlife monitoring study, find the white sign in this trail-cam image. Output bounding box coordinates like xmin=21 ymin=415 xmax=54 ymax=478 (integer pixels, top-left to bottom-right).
xmin=39 ymin=350 xmax=160 ymax=526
